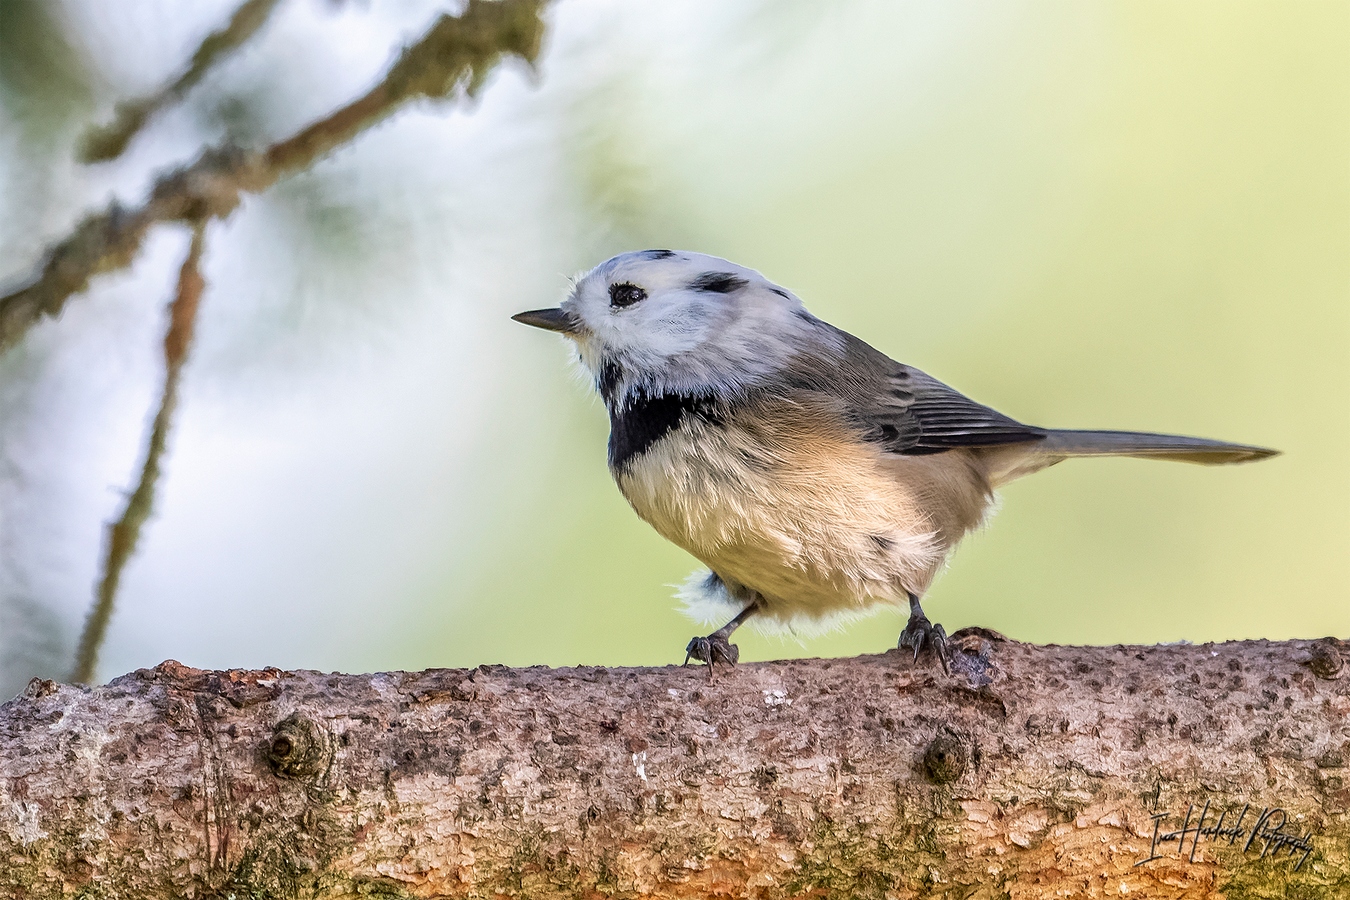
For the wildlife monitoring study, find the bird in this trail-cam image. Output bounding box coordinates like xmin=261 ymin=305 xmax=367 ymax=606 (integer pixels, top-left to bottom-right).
xmin=513 ymin=250 xmax=1278 ymax=671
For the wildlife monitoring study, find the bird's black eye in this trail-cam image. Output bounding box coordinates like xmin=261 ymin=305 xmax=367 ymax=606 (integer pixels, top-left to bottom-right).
xmin=609 ymin=282 xmax=646 ymax=309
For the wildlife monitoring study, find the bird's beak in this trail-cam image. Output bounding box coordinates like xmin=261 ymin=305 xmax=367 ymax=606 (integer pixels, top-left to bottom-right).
xmin=512 ymin=307 xmax=580 ymax=334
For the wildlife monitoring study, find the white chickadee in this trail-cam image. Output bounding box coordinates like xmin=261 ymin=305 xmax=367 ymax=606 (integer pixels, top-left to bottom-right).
xmin=514 ymin=250 xmax=1277 ymax=671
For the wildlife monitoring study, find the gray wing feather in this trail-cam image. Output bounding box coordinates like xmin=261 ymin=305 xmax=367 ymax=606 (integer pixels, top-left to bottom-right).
xmin=863 ymin=368 xmax=1047 ymax=454
xmin=804 ymin=329 xmax=1046 ymax=455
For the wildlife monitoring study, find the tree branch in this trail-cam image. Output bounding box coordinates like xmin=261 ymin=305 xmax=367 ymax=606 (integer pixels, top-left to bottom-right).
xmin=69 ymin=223 xmax=208 ymax=685
xmin=3 ymin=637 xmax=1347 ymax=897
xmin=79 ymin=0 xmax=285 ymax=163
xmin=0 ymin=0 xmax=548 ymax=355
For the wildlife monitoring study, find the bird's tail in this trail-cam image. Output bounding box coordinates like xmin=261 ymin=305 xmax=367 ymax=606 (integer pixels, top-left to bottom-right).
xmin=1039 ymin=429 xmax=1279 ymax=465
xmin=983 ymin=428 xmax=1277 ymax=486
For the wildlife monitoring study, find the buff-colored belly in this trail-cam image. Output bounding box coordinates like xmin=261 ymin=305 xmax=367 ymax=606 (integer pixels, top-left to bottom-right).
xmin=614 ymin=412 xmax=986 ymax=624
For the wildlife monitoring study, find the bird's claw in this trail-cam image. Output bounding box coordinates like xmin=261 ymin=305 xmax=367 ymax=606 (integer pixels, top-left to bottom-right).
xmin=898 ymin=615 xmax=950 ymax=674
xmin=684 ymin=634 xmax=739 ymax=680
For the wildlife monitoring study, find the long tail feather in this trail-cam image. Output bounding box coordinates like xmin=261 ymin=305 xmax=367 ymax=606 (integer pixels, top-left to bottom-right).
xmin=1041 ymin=429 xmax=1279 ymax=465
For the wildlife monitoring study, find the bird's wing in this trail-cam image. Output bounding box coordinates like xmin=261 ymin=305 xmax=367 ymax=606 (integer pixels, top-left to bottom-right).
xmin=819 ymin=330 xmax=1047 ymax=455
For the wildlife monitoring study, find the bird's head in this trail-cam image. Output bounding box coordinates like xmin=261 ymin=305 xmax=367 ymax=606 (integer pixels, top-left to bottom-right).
xmin=513 ymin=250 xmax=838 ymax=407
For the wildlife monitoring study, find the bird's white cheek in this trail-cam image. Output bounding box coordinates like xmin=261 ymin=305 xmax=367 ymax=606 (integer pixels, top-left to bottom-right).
xmin=570 ymin=335 xmax=605 ymax=375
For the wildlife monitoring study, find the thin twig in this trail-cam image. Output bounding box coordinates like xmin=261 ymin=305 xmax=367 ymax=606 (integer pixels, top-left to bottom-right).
xmin=0 ymin=0 xmax=548 ymax=355
xmin=80 ymin=0 xmax=285 ymax=163
xmin=69 ymin=223 xmax=207 ymax=685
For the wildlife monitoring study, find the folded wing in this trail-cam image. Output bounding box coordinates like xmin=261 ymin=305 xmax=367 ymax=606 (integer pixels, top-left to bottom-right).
xmin=824 ymin=331 xmax=1047 ymax=455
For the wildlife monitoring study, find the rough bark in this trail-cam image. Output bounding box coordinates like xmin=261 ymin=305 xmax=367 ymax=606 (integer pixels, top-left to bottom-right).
xmin=1 ymin=636 xmax=1347 ymax=899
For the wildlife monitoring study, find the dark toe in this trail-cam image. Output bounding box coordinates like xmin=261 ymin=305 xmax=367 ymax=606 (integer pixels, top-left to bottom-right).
xmin=899 ymin=616 xmax=950 ymax=674
xmin=898 ymin=615 xmax=932 ymax=651
xmin=684 ymin=635 xmax=739 ymax=668
xmin=930 ymin=623 xmax=950 ymax=674
xmin=684 ymin=637 xmax=711 ymax=666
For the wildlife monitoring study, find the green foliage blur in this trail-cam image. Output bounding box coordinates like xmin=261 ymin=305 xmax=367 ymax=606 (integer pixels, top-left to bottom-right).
xmin=0 ymin=1 xmax=1344 ymax=690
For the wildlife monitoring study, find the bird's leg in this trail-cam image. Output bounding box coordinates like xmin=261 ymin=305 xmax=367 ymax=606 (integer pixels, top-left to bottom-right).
xmin=685 ymin=597 xmax=761 ymax=673
xmin=898 ymin=592 xmax=949 ymax=673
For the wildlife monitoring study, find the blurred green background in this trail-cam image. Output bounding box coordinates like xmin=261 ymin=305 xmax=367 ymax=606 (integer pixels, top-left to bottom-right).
xmin=0 ymin=0 xmax=1345 ymax=694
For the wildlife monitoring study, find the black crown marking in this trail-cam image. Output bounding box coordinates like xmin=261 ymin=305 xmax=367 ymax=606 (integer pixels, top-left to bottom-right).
xmin=689 ymin=272 xmax=748 ymax=294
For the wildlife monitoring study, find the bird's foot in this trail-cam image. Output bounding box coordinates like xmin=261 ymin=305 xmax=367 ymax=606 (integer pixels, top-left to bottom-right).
xmin=898 ymin=614 xmax=950 ymax=674
xmin=684 ymin=633 xmax=739 ymax=677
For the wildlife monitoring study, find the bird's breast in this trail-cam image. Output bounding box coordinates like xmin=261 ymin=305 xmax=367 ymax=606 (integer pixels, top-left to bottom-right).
xmin=609 ymin=394 xmax=965 ymax=611
xmin=607 ymin=390 xmax=720 ymax=471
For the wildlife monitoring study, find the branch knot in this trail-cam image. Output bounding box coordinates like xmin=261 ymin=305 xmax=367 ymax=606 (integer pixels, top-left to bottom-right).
xmin=266 ymin=714 xmax=333 ymax=780
xmin=922 ymin=728 xmax=969 ymax=785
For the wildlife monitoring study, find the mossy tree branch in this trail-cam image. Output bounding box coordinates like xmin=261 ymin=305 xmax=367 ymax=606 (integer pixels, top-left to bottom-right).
xmin=79 ymin=0 xmax=285 ymax=162
xmin=0 ymin=0 xmax=548 ymax=354
xmin=2 ymin=638 xmax=1347 ymax=898
xmin=69 ymin=222 xmax=208 ymax=686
